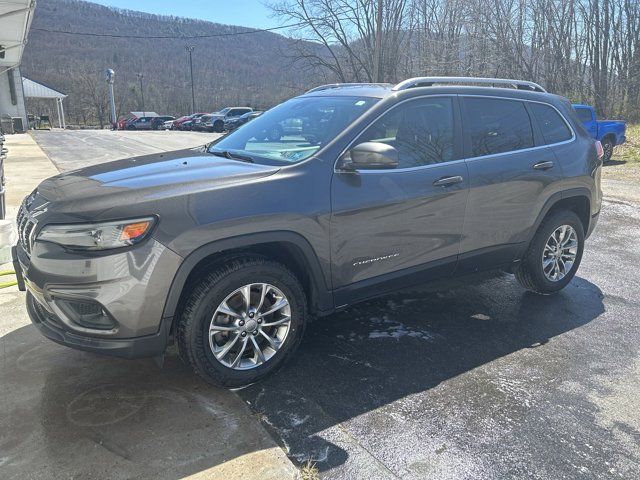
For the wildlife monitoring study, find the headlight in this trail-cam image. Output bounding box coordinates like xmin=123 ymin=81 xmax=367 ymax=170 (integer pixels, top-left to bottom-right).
xmin=37 ymin=217 xmax=156 ymax=251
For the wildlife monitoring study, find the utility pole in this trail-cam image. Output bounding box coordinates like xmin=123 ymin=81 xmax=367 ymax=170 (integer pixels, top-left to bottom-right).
xmin=373 ymin=0 xmax=383 ymax=83
xmin=106 ymin=69 xmax=117 ymax=130
xmin=136 ymin=73 xmax=145 ymax=117
xmin=185 ymin=45 xmax=196 ymax=113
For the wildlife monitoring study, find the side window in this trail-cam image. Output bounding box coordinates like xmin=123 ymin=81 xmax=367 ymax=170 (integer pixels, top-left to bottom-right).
xmin=357 ymin=97 xmax=456 ymax=168
xmin=575 ymin=107 xmax=593 ymax=123
xmin=529 ymin=103 xmax=573 ymax=145
xmin=464 ymin=98 xmax=534 ymax=156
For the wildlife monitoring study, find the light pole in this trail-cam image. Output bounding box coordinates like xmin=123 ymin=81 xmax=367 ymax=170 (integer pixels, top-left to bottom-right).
xmin=136 ymin=73 xmax=145 ymax=117
xmin=373 ymin=0 xmax=383 ymax=82
xmin=185 ymin=45 xmax=196 ymax=113
xmin=106 ymin=69 xmax=117 ymax=130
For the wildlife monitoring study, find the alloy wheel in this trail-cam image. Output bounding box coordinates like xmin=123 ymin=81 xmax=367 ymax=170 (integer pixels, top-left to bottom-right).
xmin=542 ymin=225 xmax=578 ymax=282
xmin=208 ymin=283 xmax=291 ymax=370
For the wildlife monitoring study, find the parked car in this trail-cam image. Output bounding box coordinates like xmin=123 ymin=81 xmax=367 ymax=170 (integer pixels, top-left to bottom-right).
xmin=170 ymin=115 xmax=191 ymax=130
xmin=118 ymin=112 xmax=159 ymax=130
xmin=207 ymin=107 xmax=253 ymax=132
xmin=225 ymin=111 xmax=263 ymax=132
xmin=162 ymin=119 xmax=175 ymax=130
xmin=179 ymin=113 xmax=208 ymax=131
xmin=125 ymin=116 xmax=158 ymax=130
xmin=573 ymin=104 xmax=626 ymax=162
xmin=193 ymin=114 xmax=215 ymax=132
xmin=14 ymin=77 xmax=603 ymax=388
xmin=151 ymin=116 xmax=175 ymax=130
xmin=173 ymin=113 xmax=207 ymax=131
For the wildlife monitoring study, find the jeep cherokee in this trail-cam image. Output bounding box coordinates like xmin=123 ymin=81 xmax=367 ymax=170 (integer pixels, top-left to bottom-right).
xmin=13 ymin=77 xmax=603 ymax=387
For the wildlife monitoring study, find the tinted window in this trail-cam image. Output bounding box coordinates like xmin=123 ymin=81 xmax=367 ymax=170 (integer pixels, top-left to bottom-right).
xmin=529 ymin=103 xmax=572 ymax=144
xmin=357 ymin=97 xmax=456 ymax=168
xmin=575 ymin=107 xmax=593 ymax=123
xmin=464 ymin=98 xmax=533 ymax=156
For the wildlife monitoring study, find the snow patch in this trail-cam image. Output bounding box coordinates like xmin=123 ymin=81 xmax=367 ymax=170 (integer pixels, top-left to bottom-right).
xmin=367 ymin=316 xmax=436 ymax=341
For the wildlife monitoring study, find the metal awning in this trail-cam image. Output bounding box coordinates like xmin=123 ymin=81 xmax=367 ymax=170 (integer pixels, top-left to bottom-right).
xmin=0 ymin=1 xmax=36 ymax=74
xmin=22 ymin=77 xmax=66 ymax=99
xmin=21 ymin=76 xmax=67 ymax=129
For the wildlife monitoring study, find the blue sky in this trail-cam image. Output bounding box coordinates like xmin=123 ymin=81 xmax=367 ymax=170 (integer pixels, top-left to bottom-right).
xmin=90 ymin=0 xmax=279 ymax=29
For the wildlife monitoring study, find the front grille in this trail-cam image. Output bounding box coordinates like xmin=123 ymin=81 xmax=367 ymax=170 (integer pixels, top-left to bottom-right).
xmin=17 ymin=202 xmax=36 ymax=255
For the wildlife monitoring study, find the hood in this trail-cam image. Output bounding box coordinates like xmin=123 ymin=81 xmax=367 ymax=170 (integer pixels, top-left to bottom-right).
xmin=35 ymin=148 xmax=280 ymax=215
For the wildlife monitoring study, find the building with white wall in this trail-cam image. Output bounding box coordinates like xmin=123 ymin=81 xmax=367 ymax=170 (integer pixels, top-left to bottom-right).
xmin=0 ymin=1 xmax=36 ymax=132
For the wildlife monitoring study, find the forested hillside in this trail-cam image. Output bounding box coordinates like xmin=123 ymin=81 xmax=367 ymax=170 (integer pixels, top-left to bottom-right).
xmin=21 ymin=0 xmax=325 ymax=126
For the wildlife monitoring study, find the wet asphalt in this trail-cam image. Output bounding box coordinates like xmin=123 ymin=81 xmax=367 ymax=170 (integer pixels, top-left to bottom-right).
xmin=16 ymin=131 xmax=640 ymax=478
xmin=237 ymin=198 xmax=640 ymax=479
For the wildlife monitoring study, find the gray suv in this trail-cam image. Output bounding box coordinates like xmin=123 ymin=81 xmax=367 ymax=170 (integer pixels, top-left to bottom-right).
xmin=13 ymin=77 xmax=603 ymax=387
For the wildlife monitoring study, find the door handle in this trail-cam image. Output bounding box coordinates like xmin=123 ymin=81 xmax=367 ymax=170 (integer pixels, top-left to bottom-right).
xmin=533 ymin=161 xmax=555 ymax=170
xmin=433 ymin=175 xmax=464 ymax=187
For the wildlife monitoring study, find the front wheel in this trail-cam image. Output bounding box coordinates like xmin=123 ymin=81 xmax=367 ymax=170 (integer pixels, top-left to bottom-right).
xmin=213 ymin=120 xmax=224 ymax=133
xmin=514 ymin=210 xmax=585 ymax=294
xmin=177 ymin=257 xmax=308 ymax=387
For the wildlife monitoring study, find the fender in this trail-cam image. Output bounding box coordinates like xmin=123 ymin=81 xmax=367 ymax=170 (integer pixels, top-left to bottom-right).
xmin=516 ymin=187 xmax=592 ymax=258
xmin=160 ymin=230 xmax=334 ymax=323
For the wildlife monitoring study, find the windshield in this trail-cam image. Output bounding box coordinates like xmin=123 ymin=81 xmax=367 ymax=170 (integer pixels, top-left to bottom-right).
xmin=218 ymin=108 xmax=231 ymax=115
xmin=209 ymin=96 xmax=379 ymax=164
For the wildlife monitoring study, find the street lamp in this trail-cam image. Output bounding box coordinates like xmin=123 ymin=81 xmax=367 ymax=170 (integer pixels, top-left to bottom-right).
xmin=185 ymin=45 xmax=196 ymax=113
xmin=106 ymin=69 xmax=117 ymax=130
xmin=136 ymin=73 xmax=145 ymax=117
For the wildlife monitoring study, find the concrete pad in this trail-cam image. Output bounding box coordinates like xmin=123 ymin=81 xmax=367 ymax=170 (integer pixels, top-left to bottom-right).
xmin=0 ymin=134 xmax=298 ymax=480
xmin=0 ymin=321 xmax=297 ymax=480
xmin=2 ymin=133 xmax=59 ymax=217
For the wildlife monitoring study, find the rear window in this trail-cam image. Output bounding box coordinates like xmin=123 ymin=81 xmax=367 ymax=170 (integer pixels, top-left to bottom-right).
xmin=575 ymin=107 xmax=593 ymax=123
xmin=464 ymin=98 xmax=534 ymax=156
xmin=529 ymin=103 xmax=573 ymax=145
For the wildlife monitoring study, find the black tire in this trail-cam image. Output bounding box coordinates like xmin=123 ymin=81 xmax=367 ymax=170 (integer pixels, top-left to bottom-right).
xmin=514 ymin=210 xmax=585 ymax=294
xmin=601 ymin=137 xmax=614 ymax=163
xmin=214 ymin=120 xmax=224 ymax=133
xmin=126 ymin=125 xmax=136 ymax=131
xmin=177 ymin=256 xmax=308 ymax=387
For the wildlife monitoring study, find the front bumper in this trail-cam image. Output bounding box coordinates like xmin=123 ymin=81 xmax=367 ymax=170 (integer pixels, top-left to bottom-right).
xmin=14 ymin=236 xmax=183 ymax=358
xmin=26 ymin=291 xmax=171 ymax=358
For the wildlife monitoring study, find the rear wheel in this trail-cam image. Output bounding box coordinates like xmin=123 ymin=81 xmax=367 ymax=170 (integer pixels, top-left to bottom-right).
xmin=177 ymin=257 xmax=307 ymax=387
xmin=515 ymin=210 xmax=584 ymax=294
xmin=601 ymin=137 xmax=614 ymax=162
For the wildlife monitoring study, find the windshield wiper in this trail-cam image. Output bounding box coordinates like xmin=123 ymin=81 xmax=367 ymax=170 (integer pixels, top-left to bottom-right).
xmin=209 ymin=149 xmax=254 ymax=163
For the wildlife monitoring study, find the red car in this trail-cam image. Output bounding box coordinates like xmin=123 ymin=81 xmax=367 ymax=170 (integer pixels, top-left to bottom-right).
xmin=173 ymin=113 xmax=208 ymax=130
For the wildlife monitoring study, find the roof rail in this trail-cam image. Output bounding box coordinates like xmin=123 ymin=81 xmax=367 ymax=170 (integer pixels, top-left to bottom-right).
xmin=392 ymin=76 xmax=546 ymax=93
xmin=306 ymin=83 xmax=392 ymax=94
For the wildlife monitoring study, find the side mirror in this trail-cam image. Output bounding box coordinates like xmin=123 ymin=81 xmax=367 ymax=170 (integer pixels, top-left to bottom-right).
xmin=339 ymin=142 xmax=399 ymax=171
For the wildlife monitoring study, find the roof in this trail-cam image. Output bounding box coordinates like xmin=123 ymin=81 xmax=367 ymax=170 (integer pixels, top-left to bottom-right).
xmin=0 ymin=0 xmax=36 ymax=72
xmin=301 ymin=85 xmax=562 ymax=107
xmin=22 ymin=77 xmax=67 ymax=99
xmin=130 ymin=111 xmax=159 ymax=117
xmin=302 ymin=77 xmax=552 ymax=100
xmin=303 ymin=84 xmax=393 ymax=99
